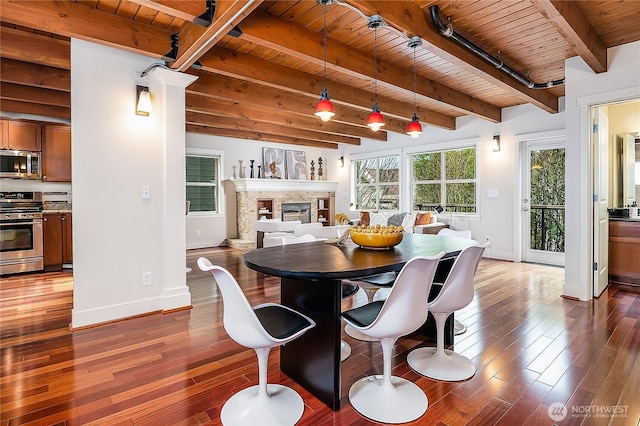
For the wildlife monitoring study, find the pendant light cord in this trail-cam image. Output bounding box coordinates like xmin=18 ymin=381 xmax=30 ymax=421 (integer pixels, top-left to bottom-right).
xmin=373 ymin=26 xmax=378 ymax=103
xmin=323 ymin=3 xmax=328 ymax=92
xmin=412 ymin=44 xmax=417 ymax=114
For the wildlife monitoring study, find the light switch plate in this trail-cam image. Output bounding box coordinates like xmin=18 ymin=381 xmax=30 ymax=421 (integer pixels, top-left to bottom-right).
xmin=488 ymin=188 xmax=499 ymax=198
xmin=141 ymin=186 xmax=151 ymax=199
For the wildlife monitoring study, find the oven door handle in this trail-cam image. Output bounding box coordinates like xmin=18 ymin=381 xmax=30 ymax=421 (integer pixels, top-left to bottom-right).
xmin=0 ymin=220 xmax=42 ymax=226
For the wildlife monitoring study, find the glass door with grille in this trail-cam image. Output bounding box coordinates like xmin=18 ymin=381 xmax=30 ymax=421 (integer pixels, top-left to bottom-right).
xmin=522 ymin=139 xmax=566 ymax=266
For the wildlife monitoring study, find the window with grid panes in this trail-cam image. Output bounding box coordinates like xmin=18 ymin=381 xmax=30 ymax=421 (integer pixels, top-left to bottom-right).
xmin=186 ymin=154 xmax=219 ymax=213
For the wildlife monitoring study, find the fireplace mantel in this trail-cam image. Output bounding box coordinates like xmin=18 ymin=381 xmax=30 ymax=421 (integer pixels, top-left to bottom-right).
xmin=230 ymin=178 xmax=338 ymax=193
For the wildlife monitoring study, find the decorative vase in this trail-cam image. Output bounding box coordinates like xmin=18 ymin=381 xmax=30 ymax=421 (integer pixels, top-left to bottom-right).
xmin=317 ymin=157 xmax=323 ymax=181
xmin=238 ymin=160 xmax=245 ymax=178
xmin=250 ymin=160 xmax=255 ymax=178
xmin=257 ymin=165 xmax=262 ymax=178
xmin=232 ymin=166 xmax=237 ymax=179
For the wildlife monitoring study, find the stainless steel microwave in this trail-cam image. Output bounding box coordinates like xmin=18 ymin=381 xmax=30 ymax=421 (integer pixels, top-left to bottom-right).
xmin=0 ymin=150 xmax=41 ymax=179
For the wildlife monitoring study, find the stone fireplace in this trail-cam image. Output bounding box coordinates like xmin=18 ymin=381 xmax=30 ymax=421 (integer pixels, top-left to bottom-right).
xmin=228 ymin=178 xmax=338 ymax=249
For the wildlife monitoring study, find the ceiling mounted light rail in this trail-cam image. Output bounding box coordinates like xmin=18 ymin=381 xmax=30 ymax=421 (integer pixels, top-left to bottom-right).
xmin=367 ymin=15 xmax=385 ymax=132
xmin=406 ymin=37 xmax=423 ymax=139
xmin=315 ymin=0 xmax=336 ymax=123
xmin=429 ymin=5 xmax=564 ymax=89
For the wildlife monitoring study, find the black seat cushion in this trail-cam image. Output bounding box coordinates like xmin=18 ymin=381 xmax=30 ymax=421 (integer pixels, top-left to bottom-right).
xmin=342 ymin=282 xmax=359 ymax=298
xmin=342 ymin=301 xmax=385 ymax=328
xmin=254 ymin=305 xmax=313 ymax=339
xmin=359 ymin=272 xmax=397 ymax=287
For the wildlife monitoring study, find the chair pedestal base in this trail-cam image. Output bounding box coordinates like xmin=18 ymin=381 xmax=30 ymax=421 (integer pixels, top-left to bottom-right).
xmin=407 ymin=347 xmax=475 ymax=381
xmin=221 ymin=384 xmax=304 ymax=426
xmin=454 ymin=319 xmax=467 ymax=335
xmin=349 ymin=375 xmax=428 ymax=424
xmin=341 ymin=340 xmax=351 ymax=361
xmin=344 ymin=324 xmax=378 ymax=342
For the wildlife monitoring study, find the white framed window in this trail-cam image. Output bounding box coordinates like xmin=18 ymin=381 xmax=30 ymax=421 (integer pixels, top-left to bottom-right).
xmin=354 ymin=155 xmax=400 ymax=211
xmin=186 ymin=149 xmax=221 ymax=214
xmin=410 ymin=146 xmax=477 ymax=213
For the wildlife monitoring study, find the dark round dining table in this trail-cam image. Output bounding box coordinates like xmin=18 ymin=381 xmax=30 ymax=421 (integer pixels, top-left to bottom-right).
xmin=244 ymin=233 xmax=477 ymax=410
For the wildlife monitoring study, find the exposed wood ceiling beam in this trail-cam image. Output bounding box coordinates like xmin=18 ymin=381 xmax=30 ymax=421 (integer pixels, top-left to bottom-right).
xmin=532 ymin=0 xmax=607 ymax=73
xmin=173 ymin=1 xmax=263 ymax=71
xmin=187 ymin=124 xmax=339 ymax=149
xmin=0 ymin=83 xmax=69 ymax=108
xmin=343 ymin=0 xmax=559 ymax=113
xmin=0 ymin=99 xmax=69 ymax=120
xmin=186 ymin=93 xmax=386 ymax=142
xmin=199 ymin=47 xmax=456 ymax=130
xmin=239 ymin=9 xmax=501 ymax=123
xmin=0 ymin=27 xmax=70 ymax=69
xmin=187 ymin=72 xmax=409 ymax=135
xmin=0 ymin=0 xmax=170 ymax=58
xmin=125 ymin=0 xmax=207 ymax=23
xmin=187 ymin=112 xmax=361 ymax=145
xmin=0 ymin=58 xmax=70 ymax=92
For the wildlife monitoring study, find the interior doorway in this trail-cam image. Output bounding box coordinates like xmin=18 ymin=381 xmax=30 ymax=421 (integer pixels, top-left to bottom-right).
xmin=591 ymin=99 xmax=640 ymax=297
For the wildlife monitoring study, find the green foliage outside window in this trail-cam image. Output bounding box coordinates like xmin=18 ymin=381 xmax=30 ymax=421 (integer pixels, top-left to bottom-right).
xmin=529 ymin=148 xmax=565 ymax=253
xmin=412 ymin=147 xmax=476 ymax=212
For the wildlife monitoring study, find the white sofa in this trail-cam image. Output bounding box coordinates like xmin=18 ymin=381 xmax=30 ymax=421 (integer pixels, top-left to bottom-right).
xmin=294 ymin=223 xmax=350 ymax=239
xmin=360 ymin=211 xmax=447 ymax=234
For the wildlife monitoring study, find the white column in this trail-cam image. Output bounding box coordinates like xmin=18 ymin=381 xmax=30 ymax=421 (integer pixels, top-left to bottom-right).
xmin=148 ymin=68 xmax=198 ymax=311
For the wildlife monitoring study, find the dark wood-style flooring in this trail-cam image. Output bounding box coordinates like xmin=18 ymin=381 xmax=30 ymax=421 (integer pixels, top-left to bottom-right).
xmin=1 ymin=247 xmax=639 ymax=425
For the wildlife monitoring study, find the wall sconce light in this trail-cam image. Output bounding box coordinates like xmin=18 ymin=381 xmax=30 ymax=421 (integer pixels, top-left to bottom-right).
xmin=338 ymin=156 xmax=344 ymax=168
xmin=491 ymin=135 xmax=501 ymax=152
xmin=136 ymin=85 xmax=151 ymax=116
xmin=349 ymin=202 xmax=355 ymax=211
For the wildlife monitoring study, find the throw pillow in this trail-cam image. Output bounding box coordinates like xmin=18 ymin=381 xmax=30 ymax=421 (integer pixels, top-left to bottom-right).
xmin=415 ymin=212 xmax=431 ymax=225
xmin=369 ymin=212 xmax=387 ymax=227
xmin=360 ymin=211 xmax=370 ymax=226
xmin=387 ymin=212 xmax=407 ymax=227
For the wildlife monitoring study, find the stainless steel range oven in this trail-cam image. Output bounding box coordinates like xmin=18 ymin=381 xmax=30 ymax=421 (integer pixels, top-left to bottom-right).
xmin=0 ymin=191 xmax=44 ymax=275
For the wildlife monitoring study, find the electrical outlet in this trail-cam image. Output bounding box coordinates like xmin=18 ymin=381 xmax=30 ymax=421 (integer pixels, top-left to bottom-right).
xmin=486 ymin=236 xmax=491 ymax=243
xmin=141 ymin=272 xmax=152 ymax=287
xmin=196 ymin=229 xmax=201 ymax=237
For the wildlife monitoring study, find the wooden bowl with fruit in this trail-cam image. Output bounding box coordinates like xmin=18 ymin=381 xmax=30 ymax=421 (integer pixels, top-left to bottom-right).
xmin=349 ymin=224 xmax=404 ymax=249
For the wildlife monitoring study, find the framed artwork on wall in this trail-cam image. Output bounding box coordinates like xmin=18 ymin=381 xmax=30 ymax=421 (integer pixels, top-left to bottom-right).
xmin=285 ymin=150 xmax=307 ymax=180
xmin=262 ymin=147 xmax=285 ymax=178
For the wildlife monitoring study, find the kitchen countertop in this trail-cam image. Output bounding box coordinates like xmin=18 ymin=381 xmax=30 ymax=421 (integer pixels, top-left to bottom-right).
xmin=43 ymin=209 xmax=72 ymax=214
xmin=609 ymin=216 xmax=640 ymax=222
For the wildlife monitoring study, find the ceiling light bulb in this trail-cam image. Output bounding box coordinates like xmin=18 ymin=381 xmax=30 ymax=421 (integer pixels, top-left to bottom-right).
xmin=406 ymin=114 xmax=422 ymax=138
xmin=315 ymin=91 xmax=335 ymax=122
xmin=367 ymin=103 xmax=385 ymax=132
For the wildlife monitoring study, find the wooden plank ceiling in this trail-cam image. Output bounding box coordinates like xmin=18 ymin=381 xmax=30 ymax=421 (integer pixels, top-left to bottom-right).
xmin=1 ymin=0 xmax=640 ymax=149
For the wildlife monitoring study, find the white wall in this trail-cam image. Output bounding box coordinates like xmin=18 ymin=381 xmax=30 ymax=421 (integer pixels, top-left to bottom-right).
xmin=564 ymin=41 xmax=640 ymax=301
xmin=70 ymin=40 xmax=192 ymax=327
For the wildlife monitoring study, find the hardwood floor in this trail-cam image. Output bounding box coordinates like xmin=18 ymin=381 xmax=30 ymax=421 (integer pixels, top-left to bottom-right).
xmin=1 ymin=247 xmax=639 ymax=425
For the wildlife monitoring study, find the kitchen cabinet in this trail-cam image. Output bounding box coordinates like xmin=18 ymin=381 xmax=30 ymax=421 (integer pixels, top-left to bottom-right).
xmin=43 ymin=212 xmax=72 ymax=271
xmin=0 ymin=119 xmax=41 ymax=151
xmin=42 ymin=124 xmax=71 ymax=182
